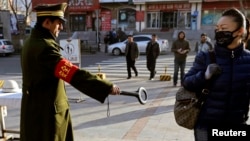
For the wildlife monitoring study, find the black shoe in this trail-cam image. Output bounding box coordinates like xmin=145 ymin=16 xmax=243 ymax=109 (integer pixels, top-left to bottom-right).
xmin=135 ymin=73 xmax=138 ymax=77
xmin=127 ymin=76 xmax=131 ymax=79
xmin=149 ymin=77 xmax=154 ymax=80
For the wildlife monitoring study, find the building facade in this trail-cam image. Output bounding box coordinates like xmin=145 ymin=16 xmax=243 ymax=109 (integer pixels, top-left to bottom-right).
xmin=30 ymin=0 xmax=250 ymax=32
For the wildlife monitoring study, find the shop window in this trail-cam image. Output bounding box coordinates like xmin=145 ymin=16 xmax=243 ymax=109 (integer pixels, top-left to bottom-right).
xmin=70 ymin=15 xmax=86 ymax=31
xmin=118 ymin=8 xmax=136 ymax=30
xmin=147 ymin=12 xmax=161 ymax=28
xmin=201 ymin=10 xmax=221 ymax=25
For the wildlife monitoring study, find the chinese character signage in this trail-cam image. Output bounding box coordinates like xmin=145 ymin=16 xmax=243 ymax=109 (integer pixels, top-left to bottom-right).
xmin=68 ymin=0 xmax=100 ymax=12
xmin=147 ymin=3 xmax=191 ymax=11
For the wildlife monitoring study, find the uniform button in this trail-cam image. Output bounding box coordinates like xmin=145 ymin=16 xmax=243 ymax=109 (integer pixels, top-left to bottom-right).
xmin=26 ymin=90 xmax=29 ymax=95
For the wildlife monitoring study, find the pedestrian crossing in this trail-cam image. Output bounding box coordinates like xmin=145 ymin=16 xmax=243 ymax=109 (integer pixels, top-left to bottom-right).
xmin=65 ymin=53 xmax=197 ymax=101
xmin=82 ymin=53 xmax=196 ymax=80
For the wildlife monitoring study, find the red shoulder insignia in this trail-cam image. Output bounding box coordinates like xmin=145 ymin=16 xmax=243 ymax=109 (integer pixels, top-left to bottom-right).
xmin=54 ymin=59 xmax=79 ymax=83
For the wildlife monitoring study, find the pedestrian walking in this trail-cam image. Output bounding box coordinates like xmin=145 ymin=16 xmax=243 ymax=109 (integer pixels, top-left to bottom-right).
xmin=195 ymin=33 xmax=213 ymax=54
xmin=146 ymin=34 xmax=160 ymax=80
xmin=171 ymin=31 xmax=190 ymax=86
xmin=125 ymin=35 xmax=139 ymax=79
xmin=183 ymin=8 xmax=250 ymax=141
xmin=20 ymin=3 xmax=120 ymax=141
xmin=117 ymin=27 xmax=127 ymax=42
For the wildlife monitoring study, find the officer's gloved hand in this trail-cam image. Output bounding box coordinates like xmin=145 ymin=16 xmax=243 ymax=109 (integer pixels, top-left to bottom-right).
xmin=205 ymin=63 xmax=221 ymax=80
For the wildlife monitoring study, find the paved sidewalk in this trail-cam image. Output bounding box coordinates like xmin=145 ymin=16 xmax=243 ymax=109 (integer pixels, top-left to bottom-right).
xmin=4 ymin=77 xmax=195 ymax=141
xmin=69 ymin=78 xmax=195 ymax=141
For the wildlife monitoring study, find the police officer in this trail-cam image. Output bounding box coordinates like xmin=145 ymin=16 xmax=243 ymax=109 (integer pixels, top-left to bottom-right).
xmin=20 ymin=3 xmax=120 ymax=141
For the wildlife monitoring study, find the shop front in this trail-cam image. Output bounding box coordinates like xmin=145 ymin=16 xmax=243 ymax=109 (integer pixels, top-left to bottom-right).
xmin=201 ymin=0 xmax=250 ymax=28
xmin=133 ymin=1 xmax=192 ymax=31
xmin=68 ymin=0 xmax=100 ymax=31
xmin=99 ymin=4 xmax=136 ymax=32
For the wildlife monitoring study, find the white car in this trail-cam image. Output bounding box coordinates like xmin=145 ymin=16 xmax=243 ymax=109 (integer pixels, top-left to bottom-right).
xmin=108 ymin=34 xmax=169 ymax=56
xmin=0 ymin=39 xmax=15 ymax=56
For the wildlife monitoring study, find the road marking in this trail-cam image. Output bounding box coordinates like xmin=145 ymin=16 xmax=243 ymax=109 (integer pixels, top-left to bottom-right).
xmin=0 ymin=80 xmax=4 ymax=88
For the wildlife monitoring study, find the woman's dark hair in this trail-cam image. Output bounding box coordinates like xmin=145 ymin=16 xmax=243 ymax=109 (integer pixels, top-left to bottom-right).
xmin=222 ymin=8 xmax=249 ymax=41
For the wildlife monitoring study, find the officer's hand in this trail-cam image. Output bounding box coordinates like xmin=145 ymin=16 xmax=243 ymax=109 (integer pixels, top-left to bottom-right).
xmin=205 ymin=63 xmax=222 ymax=80
xmin=110 ymin=85 xmax=120 ymax=95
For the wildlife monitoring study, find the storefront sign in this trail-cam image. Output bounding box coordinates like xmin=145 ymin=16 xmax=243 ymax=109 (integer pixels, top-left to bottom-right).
xmin=204 ymin=0 xmax=235 ymax=1
xmin=68 ymin=0 xmax=100 ymax=12
xmin=136 ymin=11 xmax=144 ymax=22
xmin=202 ymin=1 xmax=249 ymax=10
xmin=147 ymin=3 xmax=191 ymax=11
xmin=101 ymin=10 xmax=111 ymax=31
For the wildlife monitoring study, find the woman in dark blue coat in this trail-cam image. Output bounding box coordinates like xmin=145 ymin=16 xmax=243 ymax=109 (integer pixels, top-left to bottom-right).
xmin=183 ymin=8 xmax=250 ymax=141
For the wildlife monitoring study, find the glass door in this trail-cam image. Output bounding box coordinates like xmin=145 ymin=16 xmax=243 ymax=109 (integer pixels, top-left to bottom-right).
xmin=161 ymin=11 xmax=178 ymax=29
xmin=70 ymin=15 xmax=86 ymax=31
xmin=147 ymin=12 xmax=161 ymax=28
xmin=177 ymin=11 xmax=191 ymax=29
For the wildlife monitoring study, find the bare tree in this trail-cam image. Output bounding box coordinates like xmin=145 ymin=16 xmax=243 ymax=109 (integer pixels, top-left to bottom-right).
xmin=8 ymin=0 xmax=32 ymax=32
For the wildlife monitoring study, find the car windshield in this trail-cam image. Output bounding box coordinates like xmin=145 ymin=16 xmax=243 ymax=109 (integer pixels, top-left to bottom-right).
xmin=3 ymin=41 xmax=12 ymax=45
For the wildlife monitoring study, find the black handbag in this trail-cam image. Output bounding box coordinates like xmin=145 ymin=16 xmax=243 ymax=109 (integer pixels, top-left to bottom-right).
xmin=174 ymin=87 xmax=209 ymax=129
xmin=174 ymin=51 xmax=216 ymax=130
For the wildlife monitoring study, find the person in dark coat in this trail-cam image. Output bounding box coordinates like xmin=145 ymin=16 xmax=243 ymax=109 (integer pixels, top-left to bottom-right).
xmin=171 ymin=31 xmax=190 ymax=86
xmin=183 ymin=8 xmax=250 ymax=141
xmin=117 ymin=27 xmax=127 ymax=42
xmin=20 ymin=3 xmax=120 ymax=141
xmin=146 ymin=34 xmax=160 ymax=80
xmin=125 ymin=35 xmax=139 ymax=79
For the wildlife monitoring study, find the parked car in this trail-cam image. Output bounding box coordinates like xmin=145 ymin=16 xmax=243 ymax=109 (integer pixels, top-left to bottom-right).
xmin=0 ymin=39 xmax=15 ymax=56
xmin=108 ymin=34 xmax=169 ymax=56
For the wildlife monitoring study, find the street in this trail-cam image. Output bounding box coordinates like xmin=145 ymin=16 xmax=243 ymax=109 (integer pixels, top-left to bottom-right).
xmin=2 ymin=50 xmax=249 ymax=141
xmin=0 ymin=51 xmax=197 ymax=141
xmin=0 ymin=52 xmax=250 ymax=141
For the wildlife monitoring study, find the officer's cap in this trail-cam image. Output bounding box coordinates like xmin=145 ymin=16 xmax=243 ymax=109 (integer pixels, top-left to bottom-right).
xmin=34 ymin=2 xmax=67 ymax=22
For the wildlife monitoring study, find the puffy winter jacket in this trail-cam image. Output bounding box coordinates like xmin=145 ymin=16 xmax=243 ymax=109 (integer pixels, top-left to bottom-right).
xmin=183 ymin=43 xmax=250 ymax=126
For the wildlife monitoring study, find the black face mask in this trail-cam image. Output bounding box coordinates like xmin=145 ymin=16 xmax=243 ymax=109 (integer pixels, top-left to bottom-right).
xmin=215 ymin=29 xmax=238 ymax=47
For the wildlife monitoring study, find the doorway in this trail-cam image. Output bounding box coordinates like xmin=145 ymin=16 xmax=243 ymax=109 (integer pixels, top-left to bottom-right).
xmin=161 ymin=11 xmax=177 ymax=29
xmin=177 ymin=11 xmax=191 ymax=29
xmin=147 ymin=12 xmax=161 ymax=28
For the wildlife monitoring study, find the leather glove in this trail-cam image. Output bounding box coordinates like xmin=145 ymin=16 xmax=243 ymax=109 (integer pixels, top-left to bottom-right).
xmin=110 ymin=85 xmax=120 ymax=95
xmin=205 ymin=63 xmax=222 ymax=80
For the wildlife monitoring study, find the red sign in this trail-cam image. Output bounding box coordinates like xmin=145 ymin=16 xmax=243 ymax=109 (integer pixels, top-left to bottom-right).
xmin=136 ymin=11 xmax=144 ymax=22
xmin=68 ymin=0 xmax=100 ymax=12
xmin=86 ymin=15 xmax=92 ymax=28
xmin=100 ymin=10 xmax=111 ymax=31
xmin=204 ymin=0 xmax=235 ymax=1
xmin=147 ymin=3 xmax=191 ymax=11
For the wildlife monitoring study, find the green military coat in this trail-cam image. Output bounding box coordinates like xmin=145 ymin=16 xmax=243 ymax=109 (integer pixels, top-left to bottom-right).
xmin=20 ymin=25 xmax=113 ymax=141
